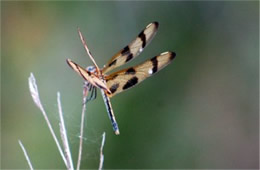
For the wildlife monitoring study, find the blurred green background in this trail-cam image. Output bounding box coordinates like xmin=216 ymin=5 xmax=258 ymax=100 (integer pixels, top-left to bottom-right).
xmin=1 ymin=1 xmax=259 ymax=169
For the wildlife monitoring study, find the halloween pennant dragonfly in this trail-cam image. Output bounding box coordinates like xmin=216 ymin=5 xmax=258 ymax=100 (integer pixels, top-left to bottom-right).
xmin=67 ymin=22 xmax=176 ymax=135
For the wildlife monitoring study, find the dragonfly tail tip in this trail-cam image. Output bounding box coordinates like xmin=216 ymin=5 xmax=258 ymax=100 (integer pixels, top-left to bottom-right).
xmin=115 ymin=130 xmax=120 ymax=135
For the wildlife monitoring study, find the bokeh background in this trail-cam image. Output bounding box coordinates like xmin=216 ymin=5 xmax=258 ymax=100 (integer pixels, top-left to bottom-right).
xmin=1 ymin=1 xmax=259 ymax=169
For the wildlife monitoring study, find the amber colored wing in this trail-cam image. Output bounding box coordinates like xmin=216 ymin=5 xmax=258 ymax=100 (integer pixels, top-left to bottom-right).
xmin=66 ymin=59 xmax=111 ymax=93
xmin=102 ymin=22 xmax=159 ymax=74
xmin=105 ymin=51 xmax=176 ymax=98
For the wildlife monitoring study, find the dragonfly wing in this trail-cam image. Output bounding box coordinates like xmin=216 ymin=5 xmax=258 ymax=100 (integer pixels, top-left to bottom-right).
xmin=105 ymin=51 xmax=176 ymax=98
xmin=67 ymin=59 xmax=111 ymax=93
xmin=102 ymin=22 xmax=159 ymax=74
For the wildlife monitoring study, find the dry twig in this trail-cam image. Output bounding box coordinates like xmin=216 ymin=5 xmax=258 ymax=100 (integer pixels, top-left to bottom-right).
xmin=76 ymin=89 xmax=88 ymax=170
xmin=98 ymin=132 xmax=106 ymax=170
xmin=18 ymin=140 xmax=34 ymax=170
xmin=24 ymin=26 xmax=108 ymax=168
xmin=57 ymin=92 xmax=74 ymax=169
xmin=28 ymin=73 xmax=67 ymax=166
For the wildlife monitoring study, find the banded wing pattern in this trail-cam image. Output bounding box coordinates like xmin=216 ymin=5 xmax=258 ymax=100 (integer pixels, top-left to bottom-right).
xmin=66 ymin=59 xmax=111 ymax=93
xmin=102 ymin=22 xmax=159 ymax=74
xmin=105 ymin=51 xmax=176 ymax=98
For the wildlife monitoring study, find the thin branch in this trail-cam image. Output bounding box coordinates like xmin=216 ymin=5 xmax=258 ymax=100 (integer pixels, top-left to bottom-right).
xmin=28 ymin=73 xmax=67 ymax=166
xmin=76 ymin=88 xmax=88 ymax=170
xmin=18 ymin=140 xmax=34 ymax=170
xmin=77 ymin=27 xmax=101 ymax=75
xmin=98 ymin=132 xmax=106 ymax=170
xmin=57 ymin=92 xmax=74 ymax=170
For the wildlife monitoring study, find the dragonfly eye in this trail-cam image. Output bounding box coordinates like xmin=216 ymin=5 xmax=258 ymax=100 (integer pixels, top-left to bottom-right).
xmin=86 ymin=66 xmax=96 ymax=73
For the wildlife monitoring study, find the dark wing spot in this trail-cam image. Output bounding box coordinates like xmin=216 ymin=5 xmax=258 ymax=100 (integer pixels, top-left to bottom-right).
xmin=151 ymin=56 xmax=158 ymax=74
xmin=170 ymin=52 xmax=176 ymax=60
xmin=110 ymin=83 xmax=119 ymax=94
xmin=125 ymin=53 xmax=133 ymax=62
xmin=125 ymin=67 xmax=136 ymax=75
xmin=121 ymin=46 xmax=133 ymax=63
xmin=122 ymin=46 xmax=130 ymax=55
xmin=138 ymin=31 xmax=146 ymax=48
xmin=153 ymin=21 xmax=159 ymax=29
xmin=108 ymin=59 xmax=117 ymax=67
xmin=123 ymin=76 xmax=138 ymax=90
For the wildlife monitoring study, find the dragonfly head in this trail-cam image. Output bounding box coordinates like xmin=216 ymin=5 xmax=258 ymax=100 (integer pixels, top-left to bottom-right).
xmin=86 ymin=65 xmax=96 ymax=73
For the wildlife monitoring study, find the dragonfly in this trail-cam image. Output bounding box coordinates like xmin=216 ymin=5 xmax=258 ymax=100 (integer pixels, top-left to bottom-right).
xmin=67 ymin=22 xmax=176 ymax=135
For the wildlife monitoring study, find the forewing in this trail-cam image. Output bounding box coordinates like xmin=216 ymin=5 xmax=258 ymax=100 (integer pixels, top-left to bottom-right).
xmin=102 ymin=22 xmax=159 ymax=74
xmin=105 ymin=51 xmax=176 ymax=97
xmin=67 ymin=59 xmax=111 ymax=93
